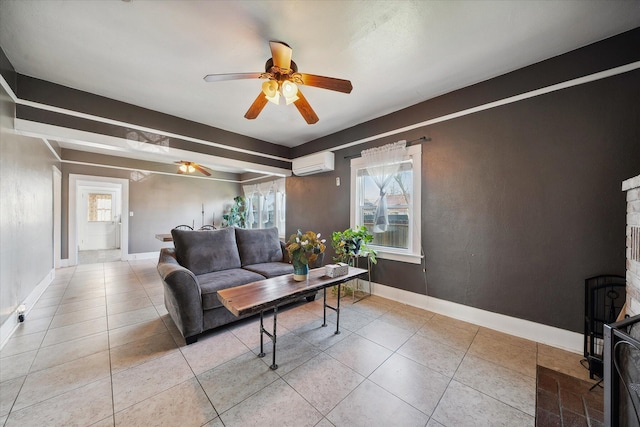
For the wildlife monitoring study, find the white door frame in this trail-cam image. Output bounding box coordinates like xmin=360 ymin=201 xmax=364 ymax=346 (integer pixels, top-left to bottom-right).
xmin=69 ymin=174 xmax=129 ymax=265
xmin=53 ymin=166 xmax=62 ymax=268
xmin=78 ymin=186 xmax=120 ymax=251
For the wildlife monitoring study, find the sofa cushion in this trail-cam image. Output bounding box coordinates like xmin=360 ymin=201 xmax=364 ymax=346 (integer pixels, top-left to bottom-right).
xmin=198 ymin=268 xmax=266 ymax=310
xmin=235 ymin=227 xmax=283 ymax=266
xmin=243 ymin=262 xmax=293 ymax=279
xmin=171 ymin=227 xmax=241 ymax=275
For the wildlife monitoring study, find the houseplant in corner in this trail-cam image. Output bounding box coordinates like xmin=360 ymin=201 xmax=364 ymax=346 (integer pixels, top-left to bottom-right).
xmin=222 ymin=196 xmax=247 ymax=228
xmin=331 ymin=225 xmax=377 ymax=265
xmin=331 ymin=226 xmax=377 ymax=296
xmin=285 ymin=229 xmax=326 ymax=281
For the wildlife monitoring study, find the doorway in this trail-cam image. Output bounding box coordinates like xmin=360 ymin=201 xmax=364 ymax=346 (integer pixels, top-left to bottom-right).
xmin=69 ymin=175 xmax=129 ymax=265
xmin=77 ymin=187 xmax=121 ymax=264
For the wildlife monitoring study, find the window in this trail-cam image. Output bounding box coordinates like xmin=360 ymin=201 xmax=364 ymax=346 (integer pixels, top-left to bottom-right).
xmin=351 ymin=144 xmax=422 ymax=263
xmin=87 ymin=193 xmax=112 ymax=222
xmin=243 ymin=178 xmax=286 ymax=238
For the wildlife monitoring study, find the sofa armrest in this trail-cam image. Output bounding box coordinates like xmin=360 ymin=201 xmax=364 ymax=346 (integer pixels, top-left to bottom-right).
xmin=157 ymin=248 xmax=204 ymax=341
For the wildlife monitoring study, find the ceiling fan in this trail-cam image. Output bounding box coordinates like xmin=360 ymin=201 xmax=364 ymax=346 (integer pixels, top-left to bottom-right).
xmin=175 ymin=161 xmax=211 ymax=176
xmin=203 ymin=41 xmax=353 ymax=124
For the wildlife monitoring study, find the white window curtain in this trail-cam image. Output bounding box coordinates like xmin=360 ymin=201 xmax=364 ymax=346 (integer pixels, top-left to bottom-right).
xmin=360 ymin=140 xmax=407 ymax=233
xmin=257 ymin=181 xmax=273 ymax=225
xmin=243 ymin=179 xmax=285 ymax=230
xmin=275 ymin=179 xmax=286 ymax=224
xmin=242 ymin=184 xmax=257 ymax=228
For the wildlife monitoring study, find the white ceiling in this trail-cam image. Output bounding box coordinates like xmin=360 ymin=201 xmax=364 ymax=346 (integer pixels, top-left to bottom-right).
xmin=1 ymin=0 xmax=639 ymax=153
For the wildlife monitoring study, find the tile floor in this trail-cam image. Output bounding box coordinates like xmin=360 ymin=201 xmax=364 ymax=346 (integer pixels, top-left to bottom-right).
xmin=0 ymin=260 xmax=596 ymax=427
xmin=78 ymin=249 xmax=122 ymax=264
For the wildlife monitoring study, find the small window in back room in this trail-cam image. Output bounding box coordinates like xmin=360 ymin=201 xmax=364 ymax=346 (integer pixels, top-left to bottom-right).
xmin=88 ymin=193 xmax=112 ymax=222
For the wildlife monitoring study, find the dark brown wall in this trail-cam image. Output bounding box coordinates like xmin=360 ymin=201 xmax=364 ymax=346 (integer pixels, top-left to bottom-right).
xmin=287 ymin=29 xmax=640 ymax=333
xmin=15 ymin=75 xmax=291 ymax=162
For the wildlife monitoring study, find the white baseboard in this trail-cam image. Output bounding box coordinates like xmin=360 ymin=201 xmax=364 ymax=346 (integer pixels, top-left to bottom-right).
xmin=59 ymin=258 xmax=69 ymax=268
xmin=371 ymin=282 xmax=583 ymax=354
xmin=0 ymin=269 xmax=55 ymax=350
xmin=124 ymin=251 xmax=160 ymax=261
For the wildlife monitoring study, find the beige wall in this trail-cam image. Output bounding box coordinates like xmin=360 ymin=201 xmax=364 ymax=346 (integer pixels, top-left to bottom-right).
xmin=0 ymin=83 xmax=58 ymax=325
xmin=61 ymin=161 xmax=241 ymax=257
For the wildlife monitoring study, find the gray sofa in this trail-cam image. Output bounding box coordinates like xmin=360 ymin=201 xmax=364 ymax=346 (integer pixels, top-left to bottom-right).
xmin=157 ymin=227 xmax=321 ymax=344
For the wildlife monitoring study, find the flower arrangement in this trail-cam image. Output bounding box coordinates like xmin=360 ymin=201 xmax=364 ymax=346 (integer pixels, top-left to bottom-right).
xmin=285 ymin=229 xmax=326 ymax=266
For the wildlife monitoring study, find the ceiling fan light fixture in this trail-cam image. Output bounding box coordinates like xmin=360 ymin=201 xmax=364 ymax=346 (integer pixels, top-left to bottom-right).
xmin=179 ymin=163 xmax=196 ymax=173
xmin=281 ymin=80 xmax=299 ymax=105
xmin=262 ymin=80 xmax=280 ymax=104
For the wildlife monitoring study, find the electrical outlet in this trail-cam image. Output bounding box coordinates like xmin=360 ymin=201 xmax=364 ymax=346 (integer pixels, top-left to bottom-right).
xmin=336 ymin=177 xmax=340 ymax=186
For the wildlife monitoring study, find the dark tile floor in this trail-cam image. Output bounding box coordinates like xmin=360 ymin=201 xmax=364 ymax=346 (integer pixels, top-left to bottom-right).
xmin=536 ymin=365 xmax=604 ymax=427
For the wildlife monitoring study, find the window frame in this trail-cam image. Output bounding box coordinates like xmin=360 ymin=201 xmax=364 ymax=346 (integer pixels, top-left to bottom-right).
xmin=350 ymin=144 xmax=422 ymax=264
xmin=87 ymin=193 xmax=113 ymax=222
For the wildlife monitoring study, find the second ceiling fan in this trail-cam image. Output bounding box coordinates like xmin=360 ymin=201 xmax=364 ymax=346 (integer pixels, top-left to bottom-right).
xmin=175 ymin=160 xmax=211 ymax=176
xmin=204 ymin=41 xmax=353 ymax=124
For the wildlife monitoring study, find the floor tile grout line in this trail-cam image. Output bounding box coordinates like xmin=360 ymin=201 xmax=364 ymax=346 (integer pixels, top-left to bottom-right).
xmin=6 ymin=265 xmax=106 ymax=419
xmin=103 ymin=270 xmax=118 ymax=427
xmin=426 ymin=328 xmax=481 ymax=426
xmin=6 ymin=259 xmax=581 ymax=427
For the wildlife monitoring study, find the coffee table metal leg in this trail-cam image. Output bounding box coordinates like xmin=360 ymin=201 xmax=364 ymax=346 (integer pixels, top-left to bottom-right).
xmin=258 ymin=310 xmax=265 ymax=357
xmin=270 ymin=306 xmax=278 ymax=370
xmin=322 ymin=287 xmax=327 ymax=327
xmin=257 ymin=308 xmax=278 ymax=370
xmin=322 ymin=284 xmax=342 ymax=334
xmin=335 ymin=283 xmax=341 ymax=335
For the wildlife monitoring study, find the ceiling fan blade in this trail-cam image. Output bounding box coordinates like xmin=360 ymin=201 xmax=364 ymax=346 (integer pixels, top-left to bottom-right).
xmin=293 ymin=89 xmax=319 ymax=124
xmin=269 ymin=41 xmax=292 ymax=70
xmin=297 ymin=73 xmax=353 ymax=94
xmin=244 ymin=92 xmax=269 ymax=120
xmin=203 ymin=72 xmax=262 ymax=82
xmin=193 ymin=164 xmax=211 ymax=176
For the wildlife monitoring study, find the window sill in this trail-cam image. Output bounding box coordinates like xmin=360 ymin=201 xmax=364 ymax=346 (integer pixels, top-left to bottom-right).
xmin=376 ymin=250 xmax=423 ymax=264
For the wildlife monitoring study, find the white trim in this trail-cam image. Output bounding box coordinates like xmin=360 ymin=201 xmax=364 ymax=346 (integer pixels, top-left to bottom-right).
xmin=16 ymin=98 xmax=292 ymax=163
xmin=63 ymin=159 xmax=241 ymax=184
xmin=328 ymin=60 xmax=640 ymax=155
xmin=351 ymin=144 xmax=422 ymax=264
xmin=0 ymin=74 xmax=18 ymax=103
xmin=373 ymin=250 xmax=423 ymax=264
xmin=53 ymin=166 xmax=62 ymax=269
xmin=124 ymin=251 xmax=160 ymax=261
xmin=371 ymin=282 xmax=583 ymax=354
xmin=59 ymin=259 xmax=70 ymax=268
xmin=15 ymin=119 xmax=291 ymax=179
xmin=69 ymin=175 xmax=129 ymax=266
xmin=42 ymin=138 xmax=62 ymax=162
xmin=0 ymin=269 xmax=55 ymax=350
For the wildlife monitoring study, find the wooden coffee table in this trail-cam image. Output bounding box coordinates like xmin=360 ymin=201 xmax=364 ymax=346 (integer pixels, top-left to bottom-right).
xmin=217 ymin=267 xmax=367 ymax=370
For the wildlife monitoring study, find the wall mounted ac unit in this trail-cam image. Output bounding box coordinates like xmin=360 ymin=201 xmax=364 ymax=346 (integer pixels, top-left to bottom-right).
xmin=292 ymin=151 xmax=335 ymax=176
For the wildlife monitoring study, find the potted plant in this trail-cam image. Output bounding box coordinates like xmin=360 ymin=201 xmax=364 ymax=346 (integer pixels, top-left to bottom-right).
xmin=331 ymin=226 xmax=377 ymax=264
xmin=222 ymin=196 xmax=247 ymax=228
xmin=330 ymin=226 xmax=377 ymax=297
xmin=285 ymin=229 xmax=326 ymax=281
